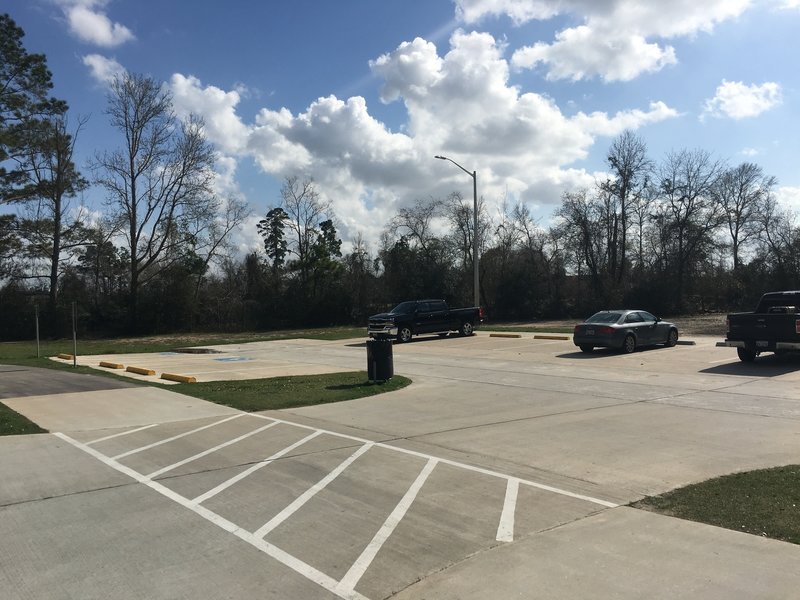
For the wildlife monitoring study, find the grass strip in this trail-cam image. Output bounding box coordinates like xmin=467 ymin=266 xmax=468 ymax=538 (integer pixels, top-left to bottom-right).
xmin=633 ymin=465 xmax=800 ymax=545
xmin=0 ymin=402 xmax=48 ymax=436
xmin=171 ymin=371 xmax=411 ymax=412
xmin=483 ymin=325 xmax=573 ymax=334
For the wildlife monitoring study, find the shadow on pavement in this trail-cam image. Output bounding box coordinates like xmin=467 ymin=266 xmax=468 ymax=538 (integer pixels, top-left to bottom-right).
xmin=700 ymin=353 xmax=800 ymax=377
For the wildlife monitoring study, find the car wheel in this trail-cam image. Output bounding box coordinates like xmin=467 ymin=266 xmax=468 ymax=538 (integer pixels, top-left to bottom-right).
xmin=579 ymin=345 xmax=593 ymax=353
xmin=397 ymin=326 xmax=413 ymax=343
xmin=737 ymin=346 xmax=757 ymax=363
xmin=459 ymin=321 xmax=474 ymax=336
xmin=622 ymin=334 xmax=636 ymax=354
xmin=666 ymin=328 xmax=678 ymax=347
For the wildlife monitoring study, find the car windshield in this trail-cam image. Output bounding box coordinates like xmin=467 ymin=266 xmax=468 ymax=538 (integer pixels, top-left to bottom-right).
xmin=390 ymin=301 xmax=416 ymax=315
xmin=586 ymin=311 xmax=622 ymax=324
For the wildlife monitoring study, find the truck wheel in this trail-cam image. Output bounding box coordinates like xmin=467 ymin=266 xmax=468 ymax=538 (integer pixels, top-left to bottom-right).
xmin=622 ymin=334 xmax=636 ymax=354
xmin=459 ymin=321 xmax=474 ymax=336
xmin=737 ymin=346 xmax=757 ymax=362
xmin=665 ymin=328 xmax=678 ymax=347
xmin=397 ymin=326 xmax=413 ymax=343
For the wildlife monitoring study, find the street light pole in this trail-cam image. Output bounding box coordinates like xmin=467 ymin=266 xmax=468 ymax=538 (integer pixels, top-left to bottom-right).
xmin=435 ymin=155 xmax=480 ymax=308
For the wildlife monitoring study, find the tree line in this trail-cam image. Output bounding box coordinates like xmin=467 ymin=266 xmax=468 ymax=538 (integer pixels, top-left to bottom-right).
xmin=2 ymin=13 xmax=798 ymax=340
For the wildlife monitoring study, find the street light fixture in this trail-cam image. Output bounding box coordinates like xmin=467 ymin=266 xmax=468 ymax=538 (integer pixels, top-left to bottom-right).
xmin=435 ymin=155 xmax=479 ymax=308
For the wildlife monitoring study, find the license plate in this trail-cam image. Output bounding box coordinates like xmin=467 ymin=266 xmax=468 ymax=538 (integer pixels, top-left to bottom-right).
xmin=586 ymin=329 xmax=595 ymax=335
xmin=756 ymin=340 xmax=768 ymax=348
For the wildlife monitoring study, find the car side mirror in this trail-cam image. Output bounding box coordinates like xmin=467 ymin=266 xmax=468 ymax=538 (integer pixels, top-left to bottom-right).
xmin=656 ymin=317 xmax=662 ymax=322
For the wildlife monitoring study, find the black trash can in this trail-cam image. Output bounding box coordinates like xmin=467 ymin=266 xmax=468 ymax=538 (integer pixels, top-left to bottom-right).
xmin=366 ymin=337 xmax=394 ymax=382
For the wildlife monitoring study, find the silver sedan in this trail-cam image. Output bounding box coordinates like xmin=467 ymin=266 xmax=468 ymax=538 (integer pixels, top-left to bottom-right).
xmin=573 ymin=310 xmax=679 ymax=354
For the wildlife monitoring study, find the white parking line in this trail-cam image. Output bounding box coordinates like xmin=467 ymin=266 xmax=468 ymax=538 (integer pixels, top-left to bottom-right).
xmin=147 ymin=421 xmax=280 ymax=478
xmin=250 ymin=413 xmax=618 ymax=509
xmin=338 ymin=458 xmax=438 ymax=593
xmin=193 ymin=430 xmax=323 ymax=504
xmin=55 ymin=413 xmax=620 ymax=600
xmin=113 ymin=414 xmax=243 ymax=460
xmin=55 ymin=433 xmax=369 ymax=600
xmin=496 ymin=478 xmax=520 ymax=542
xmin=86 ymin=423 xmax=158 ymax=445
xmin=255 ymin=442 xmax=374 ymax=539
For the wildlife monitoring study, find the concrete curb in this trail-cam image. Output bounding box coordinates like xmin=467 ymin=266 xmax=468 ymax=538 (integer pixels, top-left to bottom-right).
xmin=161 ymin=372 xmax=197 ymax=384
xmin=56 ymin=353 xmax=73 ymax=360
xmin=534 ymin=334 xmax=570 ymax=341
xmin=126 ymin=366 xmax=156 ymax=376
xmin=99 ymin=361 xmax=125 ymax=369
xmin=489 ymin=333 xmax=522 ymax=339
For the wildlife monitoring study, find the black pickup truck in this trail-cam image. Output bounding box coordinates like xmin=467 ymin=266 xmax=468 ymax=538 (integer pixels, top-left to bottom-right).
xmin=723 ymin=290 xmax=800 ymax=362
xmin=368 ymin=299 xmax=484 ymax=343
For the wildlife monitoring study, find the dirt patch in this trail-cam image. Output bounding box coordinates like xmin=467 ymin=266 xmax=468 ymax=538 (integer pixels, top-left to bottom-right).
xmin=173 ymin=348 xmax=223 ymax=354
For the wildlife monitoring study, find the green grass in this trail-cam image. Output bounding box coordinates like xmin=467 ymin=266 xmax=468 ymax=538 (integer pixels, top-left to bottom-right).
xmin=0 ymin=402 xmax=47 ymax=436
xmin=633 ymin=465 xmax=800 ymax=545
xmin=171 ymin=371 xmax=412 ymax=412
xmin=0 ymin=327 xmax=365 ymax=368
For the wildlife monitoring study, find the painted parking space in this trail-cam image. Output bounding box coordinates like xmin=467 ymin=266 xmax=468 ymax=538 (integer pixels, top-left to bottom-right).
xmin=57 ymin=412 xmax=615 ymax=600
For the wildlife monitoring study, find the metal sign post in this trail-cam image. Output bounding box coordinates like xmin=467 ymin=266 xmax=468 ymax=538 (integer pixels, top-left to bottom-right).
xmin=35 ymin=304 xmax=40 ymax=359
xmin=72 ymin=301 xmax=77 ymax=367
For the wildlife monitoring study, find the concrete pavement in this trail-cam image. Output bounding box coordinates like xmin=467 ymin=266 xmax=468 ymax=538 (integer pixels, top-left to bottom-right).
xmin=2 ymin=332 xmax=799 ymax=598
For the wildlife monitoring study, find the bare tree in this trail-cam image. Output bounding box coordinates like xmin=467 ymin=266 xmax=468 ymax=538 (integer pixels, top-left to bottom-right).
xmin=444 ymin=191 xmax=489 ymax=271
xmin=656 ymin=148 xmax=725 ymax=308
xmin=184 ymin=194 xmax=250 ymax=305
xmin=628 ymin=178 xmax=657 ymax=272
xmin=555 ymin=189 xmax=607 ymax=296
xmin=278 ymin=175 xmax=333 ymax=285
xmin=757 ymin=194 xmax=798 ymax=276
xmin=599 ymin=130 xmax=652 ymax=283
xmin=714 ymin=162 xmax=776 ymax=270
xmin=94 ymin=72 xmax=216 ymax=330
xmin=390 ymin=196 xmax=443 ymax=253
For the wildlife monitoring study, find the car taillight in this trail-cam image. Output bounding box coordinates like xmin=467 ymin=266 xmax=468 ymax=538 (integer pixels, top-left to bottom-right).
xmin=479 ymin=307 xmax=486 ymax=318
xmin=598 ymin=326 xmax=615 ymax=334
xmin=574 ymin=325 xmax=580 ymax=333
xmin=796 ymin=319 xmax=800 ymax=334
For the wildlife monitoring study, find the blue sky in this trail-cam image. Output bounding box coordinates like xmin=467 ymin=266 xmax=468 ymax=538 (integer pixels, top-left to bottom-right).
xmin=8 ymin=0 xmax=800 ymax=254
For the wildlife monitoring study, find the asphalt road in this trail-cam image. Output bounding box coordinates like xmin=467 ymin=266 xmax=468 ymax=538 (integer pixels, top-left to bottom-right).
xmin=1 ymin=333 xmax=799 ymax=599
xmin=0 ymin=364 xmax=137 ymax=399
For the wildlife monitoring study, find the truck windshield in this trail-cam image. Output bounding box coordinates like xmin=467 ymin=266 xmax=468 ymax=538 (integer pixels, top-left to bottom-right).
xmin=390 ymin=302 xmax=416 ymax=314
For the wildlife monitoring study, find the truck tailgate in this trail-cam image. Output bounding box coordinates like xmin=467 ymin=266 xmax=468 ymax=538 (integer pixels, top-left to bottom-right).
xmin=728 ymin=313 xmax=800 ymax=345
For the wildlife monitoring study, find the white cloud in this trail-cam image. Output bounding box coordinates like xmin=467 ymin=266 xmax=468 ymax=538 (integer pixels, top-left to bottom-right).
xmin=702 ymin=80 xmax=782 ymax=120
xmin=455 ymin=0 xmax=562 ymax=24
xmin=740 ymin=147 xmax=759 ymax=157
xmin=513 ymin=27 xmax=676 ymax=82
xmin=170 ymin=74 xmax=250 ymax=155
xmin=775 ymin=186 xmax=800 ymax=217
xmin=57 ymin=0 xmax=134 ymax=47
xmin=82 ymin=53 xmax=125 ymax=85
xmin=168 ymin=30 xmax=678 ymax=248
xmin=455 ymin=0 xmax=752 ymax=81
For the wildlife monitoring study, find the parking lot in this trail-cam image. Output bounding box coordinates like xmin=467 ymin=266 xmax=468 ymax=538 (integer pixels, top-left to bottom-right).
xmin=2 ymin=332 xmax=800 ymax=598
